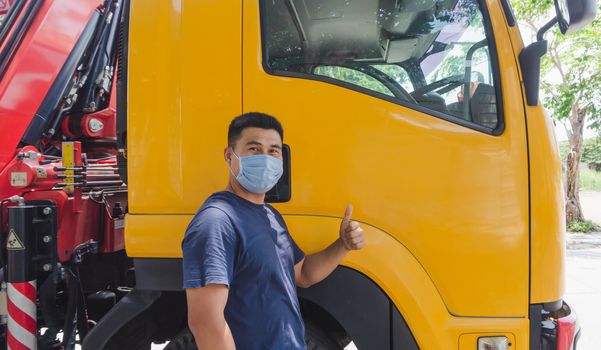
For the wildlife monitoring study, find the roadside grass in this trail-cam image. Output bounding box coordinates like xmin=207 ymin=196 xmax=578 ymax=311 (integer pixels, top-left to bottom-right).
xmin=567 ymin=220 xmax=600 ymax=233
xmin=580 ymin=168 xmax=601 ymax=192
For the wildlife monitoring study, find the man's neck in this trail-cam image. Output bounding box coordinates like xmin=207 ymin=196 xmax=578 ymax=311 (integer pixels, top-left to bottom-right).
xmin=226 ymin=177 xmax=266 ymax=205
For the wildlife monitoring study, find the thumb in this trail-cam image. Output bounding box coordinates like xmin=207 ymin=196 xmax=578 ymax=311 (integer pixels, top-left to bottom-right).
xmin=341 ymin=204 xmax=353 ymax=229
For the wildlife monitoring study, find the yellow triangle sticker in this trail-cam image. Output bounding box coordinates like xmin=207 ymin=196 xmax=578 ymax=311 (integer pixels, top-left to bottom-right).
xmin=6 ymin=229 xmax=25 ymax=250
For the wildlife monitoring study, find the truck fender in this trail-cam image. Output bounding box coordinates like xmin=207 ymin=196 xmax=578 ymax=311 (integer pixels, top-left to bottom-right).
xmin=82 ymin=289 xmax=161 ymax=350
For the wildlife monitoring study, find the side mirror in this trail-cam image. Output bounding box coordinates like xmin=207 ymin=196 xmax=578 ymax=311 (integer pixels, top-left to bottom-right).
xmin=519 ymin=0 xmax=597 ymax=106
xmin=554 ymin=0 xmax=597 ymax=35
xmin=265 ymin=144 xmax=291 ymax=203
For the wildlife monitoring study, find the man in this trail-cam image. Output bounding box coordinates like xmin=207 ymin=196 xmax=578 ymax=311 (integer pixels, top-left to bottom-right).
xmin=182 ymin=112 xmax=365 ymax=349
xmin=456 ymin=80 xmax=480 ymax=103
xmin=448 ymin=71 xmax=485 ymax=118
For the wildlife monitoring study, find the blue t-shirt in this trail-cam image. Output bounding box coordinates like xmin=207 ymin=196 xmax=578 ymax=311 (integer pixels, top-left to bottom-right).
xmin=182 ymin=191 xmax=307 ymax=350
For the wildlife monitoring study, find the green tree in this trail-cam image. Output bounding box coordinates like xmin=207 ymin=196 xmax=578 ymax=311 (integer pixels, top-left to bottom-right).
xmin=314 ymin=66 xmax=395 ymax=96
xmin=582 ymin=138 xmax=601 ymax=170
xmin=512 ymin=0 xmax=601 ymax=224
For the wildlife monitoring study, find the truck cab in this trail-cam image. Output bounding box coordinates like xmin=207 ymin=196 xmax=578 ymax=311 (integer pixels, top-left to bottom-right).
xmin=0 ymin=0 xmax=595 ymax=349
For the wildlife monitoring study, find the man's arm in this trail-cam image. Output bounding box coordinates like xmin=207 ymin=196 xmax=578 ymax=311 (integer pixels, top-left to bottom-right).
xmin=295 ymin=204 xmax=365 ymax=288
xmin=186 ymin=284 xmax=236 ymax=350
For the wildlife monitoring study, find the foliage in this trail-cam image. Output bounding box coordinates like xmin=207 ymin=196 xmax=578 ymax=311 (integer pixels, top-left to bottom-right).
xmin=580 ymin=169 xmax=601 ymax=192
xmin=558 ymin=140 xmax=569 ymax=162
xmin=581 ymin=138 xmax=601 ymax=165
xmin=371 ymin=65 xmax=410 ymax=87
xmin=567 ymin=219 xmax=600 ymax=233
xmin=314 ymin=66 xmax=395 ymax=96
xmin=512 ymin=1 xmax=601 ymax=129
xmin=513 ymin=0 xmax=601 ymax=222
xmin=559 ymin=138 xmax=601 ymax=165
xmin=511 ymin=0 xmax=554 ymax=23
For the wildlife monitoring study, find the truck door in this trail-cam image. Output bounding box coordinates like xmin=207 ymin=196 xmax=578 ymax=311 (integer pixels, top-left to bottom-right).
xmin=242 ymin=0 xmax=529 ymax=319
xmin=126 ymin=0 xmax=242 ymax=214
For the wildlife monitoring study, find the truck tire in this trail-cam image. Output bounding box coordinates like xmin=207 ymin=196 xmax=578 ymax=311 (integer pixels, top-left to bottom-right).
xmin=305 ymin=321 xmax=345 ymax=350
xmin=163 ymin=329 xmax=197 ymax=350
xmin=161 ymin=323 xmax=345 ymax=350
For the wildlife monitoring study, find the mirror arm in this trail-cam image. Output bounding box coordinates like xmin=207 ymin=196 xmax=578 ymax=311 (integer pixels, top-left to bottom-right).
xmin=537 ymin=17 xmax=559 ymax=41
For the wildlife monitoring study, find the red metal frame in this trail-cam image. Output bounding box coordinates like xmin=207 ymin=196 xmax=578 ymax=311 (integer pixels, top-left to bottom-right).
xmin=0 ymin=0 xmax=124 ymax=261
xmin=0 ymin=0 xmax=127 ymax=346
xmin=0 ymin=0 xmax=100 ymax=172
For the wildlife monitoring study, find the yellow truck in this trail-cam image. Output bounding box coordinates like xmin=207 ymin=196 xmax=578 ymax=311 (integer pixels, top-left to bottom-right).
xmin=81 ymin=0 xmax=596 ymax=349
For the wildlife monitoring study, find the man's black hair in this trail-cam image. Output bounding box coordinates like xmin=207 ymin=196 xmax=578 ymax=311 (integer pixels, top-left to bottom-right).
xmin=472 ymin=71 xmax=485 ymax=83
xmin=228 ymin=112 xmax=284 ymax=147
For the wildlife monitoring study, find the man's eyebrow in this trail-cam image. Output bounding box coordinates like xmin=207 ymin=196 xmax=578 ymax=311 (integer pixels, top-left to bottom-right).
xmin=244 ymin=140 xmax=281 ymax=149
xmin=245 ymin=140 xmax=263 ymax=146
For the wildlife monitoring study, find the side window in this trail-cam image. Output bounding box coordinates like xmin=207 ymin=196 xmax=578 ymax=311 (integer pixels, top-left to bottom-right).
xmin=262 ymin=0 xmax=500 ymax=132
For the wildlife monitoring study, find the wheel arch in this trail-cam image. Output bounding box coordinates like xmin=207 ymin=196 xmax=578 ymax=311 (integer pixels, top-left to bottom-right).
xmin=299 ymin=266 xmax=419 ymax=350
xmin=284 ymin=214 xmax=451 ymax=348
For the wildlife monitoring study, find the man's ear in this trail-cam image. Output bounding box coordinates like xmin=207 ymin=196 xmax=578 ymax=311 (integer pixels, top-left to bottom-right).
xmin=224 ymin=147 xmax=231 ymax=163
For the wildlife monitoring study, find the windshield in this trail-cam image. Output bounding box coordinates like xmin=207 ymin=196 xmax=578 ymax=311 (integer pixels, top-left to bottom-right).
xmin=263 ymin=0 xmax=499 ymax=130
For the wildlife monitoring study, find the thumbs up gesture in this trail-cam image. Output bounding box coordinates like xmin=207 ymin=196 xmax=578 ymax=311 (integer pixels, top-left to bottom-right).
xmin=339 ymin=204 xmax=365 ymax=251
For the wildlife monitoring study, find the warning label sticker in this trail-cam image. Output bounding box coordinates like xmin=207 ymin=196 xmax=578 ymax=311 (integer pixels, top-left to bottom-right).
xmin=10 ymin=172 xmax=27 ymax=187
xmin=6 ymin=229 xmax=25 ymax=250
xmin=36 ymin=167 xmax=48 ymax=179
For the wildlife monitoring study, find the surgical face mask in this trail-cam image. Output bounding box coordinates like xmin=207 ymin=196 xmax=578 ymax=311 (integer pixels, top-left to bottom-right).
xmin=229 ymin=149 xmax=283 ymax=194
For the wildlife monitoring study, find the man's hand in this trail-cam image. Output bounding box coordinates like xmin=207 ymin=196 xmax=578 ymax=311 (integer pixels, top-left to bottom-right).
xmin=295 ymin=204 xmax=366 ymax=288
xmin=339 ymin=204 xmax=365 ymax=250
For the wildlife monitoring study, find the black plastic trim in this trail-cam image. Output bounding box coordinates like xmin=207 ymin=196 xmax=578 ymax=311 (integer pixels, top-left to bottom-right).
xmin=134 ymin=258 xmax=183 ymax=291
xmin=82 ymin=289 xmax=161 ymax=350
xmin=258 ymin=0 xmax=506 ymax=137
xmin=521 ymin=40 xmax=534 ymax=331
xmin=519 ymin=40 xmax=548 ymax=106
xmin=500 ymin=0 xmax=516 ymax=26
xmin=529 ymin=303 xmax=543 ymax=350
xmin=265 ymin=143 xmax=291 ymax=203
xmin=392 ymin=304 xmax=419 ymax=350
xmin=543 ymin=299 xmax=563 ymax=312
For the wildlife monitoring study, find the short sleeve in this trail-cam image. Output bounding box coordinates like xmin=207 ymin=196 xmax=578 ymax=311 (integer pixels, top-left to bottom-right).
xmin=290 ymin=234 xmax=305 ymax=265
xmin=181 ymin=206 xmax=238 ymax=289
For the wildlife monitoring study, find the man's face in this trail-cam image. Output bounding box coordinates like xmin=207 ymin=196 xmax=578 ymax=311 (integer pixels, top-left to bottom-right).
xmin=225 ymin=127 xmax=283 ymax=177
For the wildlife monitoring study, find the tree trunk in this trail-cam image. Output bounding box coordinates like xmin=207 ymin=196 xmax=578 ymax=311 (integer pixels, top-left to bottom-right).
xmin=565 ymin=102 xmax=587 ymax=224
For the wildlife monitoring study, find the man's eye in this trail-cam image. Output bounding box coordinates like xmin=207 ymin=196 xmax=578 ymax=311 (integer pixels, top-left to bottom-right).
xmin=270 ymin=149 xmax=280 ymax=154
xmin=249 ymin=147 xmax=258 ymax=151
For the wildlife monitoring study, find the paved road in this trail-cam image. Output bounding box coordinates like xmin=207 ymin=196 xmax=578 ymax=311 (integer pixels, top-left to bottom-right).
xmin=566 ymin=191 xmax=601 ymax=350
xmin=566 ymin=246 xmax=601 ymax=350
